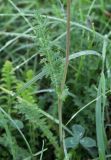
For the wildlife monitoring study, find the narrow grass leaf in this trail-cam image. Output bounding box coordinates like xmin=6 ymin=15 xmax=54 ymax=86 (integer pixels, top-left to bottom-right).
xmin=96 ymin=75 xmax=105 ymax=160
xmin=16 ymin=70 xmax=46 ymax=95
xmin=69 ymin=50 xmax=101 ymax=61
xmin=101 ymin=72 xmax=107 ymax=150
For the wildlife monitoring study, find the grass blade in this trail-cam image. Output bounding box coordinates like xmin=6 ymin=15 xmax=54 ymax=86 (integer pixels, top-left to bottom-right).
xmin=16 ymin=70 xmax=46 ymax=95
xmin=96 ymin=73 xmax=106 ymax=160
xmin=68 ymin=50 xmax=101 ymax=61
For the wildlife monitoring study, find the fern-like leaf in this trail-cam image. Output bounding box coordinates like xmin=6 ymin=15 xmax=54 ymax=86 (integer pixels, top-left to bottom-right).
xmin=15 ymin=101 xmax=61 ymax=159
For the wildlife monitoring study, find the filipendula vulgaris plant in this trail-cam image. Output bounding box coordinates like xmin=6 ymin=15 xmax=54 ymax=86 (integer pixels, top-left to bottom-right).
xmin=0 ymin=61 xmax=20 ymax=159
xmin=0 ymin=61 xmax=36 ymax=159
xmin=16 ymin=71 xmax=61 ymax=158
xmin=0 ymin=61 xmax=60 ymax=159
xmin=16 ymin=69 xmax=37 ymax=154
xmin=35 ymin=0 xmax=71 ymax=152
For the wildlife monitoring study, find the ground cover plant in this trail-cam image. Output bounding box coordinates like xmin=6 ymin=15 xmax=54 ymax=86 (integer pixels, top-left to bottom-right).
xmin=1 ymin=0 xmax=111 ymax=159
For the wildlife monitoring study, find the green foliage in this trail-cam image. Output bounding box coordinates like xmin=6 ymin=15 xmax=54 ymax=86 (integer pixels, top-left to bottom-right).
xmin=16 ymin=70 xmax=36 ymax=103
xmin=15 ymin=101 xmax=61 ymax=159
xmin=0 ymin=133 xmax=29 ymax=160
xmin=1 ymin=60 xmax=16 ymax=89
xmin=0 ymin=61 xmax=18 ymax=159
xmin=35 ymin=13 xmax=65 ymax=97
xmin=65 ymin=124 xmax=96 ymax=151
xmin=96 ymin=73 xmax=106 ymax=160
xmin=1 ymin=0 xmax=111 ymax=159
xmin=0 ymin=60 xmax=61 ymax=159
xmin=0 ymin=61 xmax=16 ymax=108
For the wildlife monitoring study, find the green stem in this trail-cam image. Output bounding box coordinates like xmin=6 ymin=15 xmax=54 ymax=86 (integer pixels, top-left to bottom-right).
xmin=58 ymin=0 xmax=71 ymax=147
xmin=58 ymin=98 xmax=63 ymax=146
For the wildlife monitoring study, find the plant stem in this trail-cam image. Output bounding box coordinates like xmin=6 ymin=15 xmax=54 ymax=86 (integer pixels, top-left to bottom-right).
xmin=58 ymin=97 xmax=63 ymax=147
xmin=58 ymin=0 xmax=71 ymax=147
xmin=61 ymin=0 xmax=71 ymax=91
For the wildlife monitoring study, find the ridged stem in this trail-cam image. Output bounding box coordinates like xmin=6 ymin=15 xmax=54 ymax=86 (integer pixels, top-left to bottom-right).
xmin=58 ymin=0 xmax=71 ymax=147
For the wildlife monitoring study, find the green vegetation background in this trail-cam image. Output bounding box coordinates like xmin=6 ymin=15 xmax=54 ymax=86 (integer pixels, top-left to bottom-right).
xmin=0 ymin=0 xmax=111 ymax=159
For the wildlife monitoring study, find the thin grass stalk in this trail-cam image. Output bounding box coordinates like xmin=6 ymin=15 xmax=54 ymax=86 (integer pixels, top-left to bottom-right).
xmin=58 ymin=0 xmax=71 ymax=147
